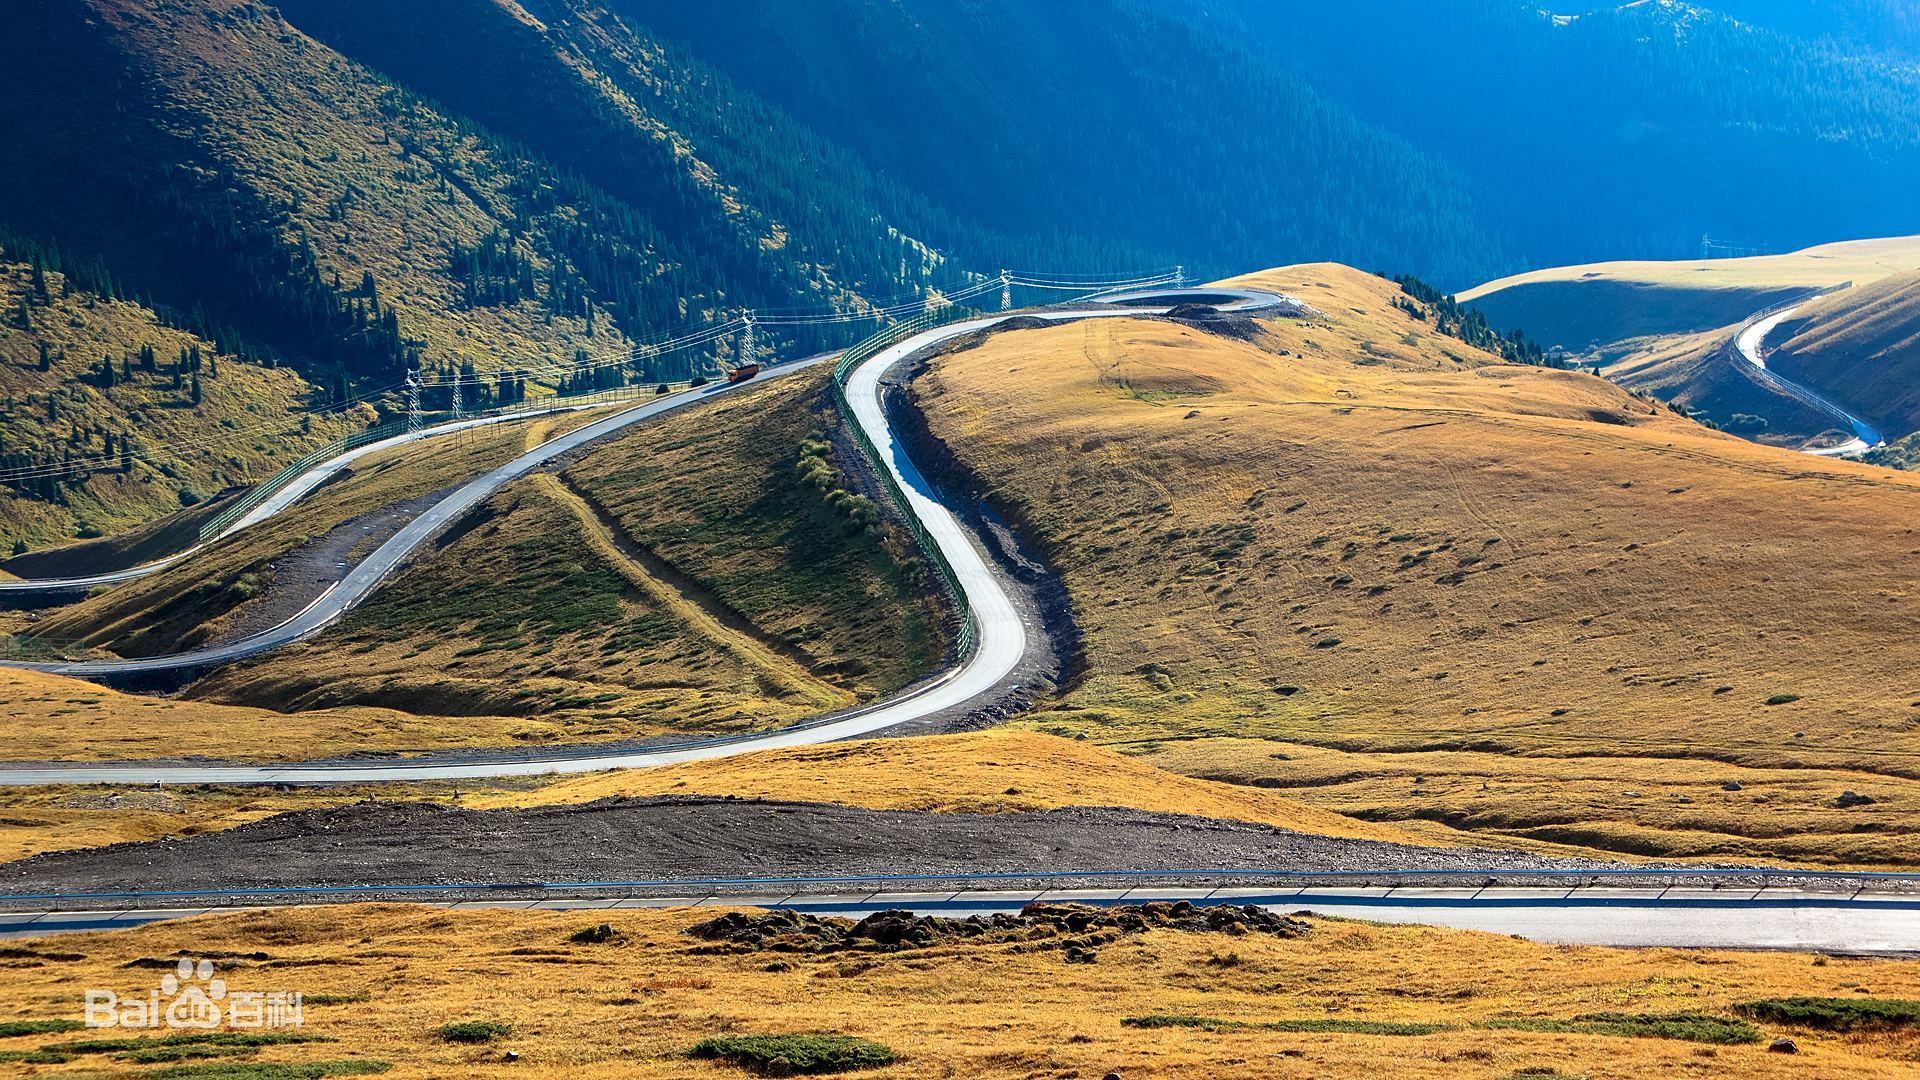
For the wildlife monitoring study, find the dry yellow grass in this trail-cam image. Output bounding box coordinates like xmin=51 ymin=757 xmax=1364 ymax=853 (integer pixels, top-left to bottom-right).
xmin=472 ymin=730 xmax=1415 ymax=844
xmin=1460 ymin=235 xmax=1920 ymax=303
xmin=911 ymin=263 xmax=1920 ymax=864
xmin=1146 ymin=737 xmax=1920 ymax=866
xmin=2 ymin=903 xmax=1918 ymax=1077
xmin=0 ymin=668 xmax=548 ymax=768
xmin=0 ymin=730 xmax=1408 ymax=863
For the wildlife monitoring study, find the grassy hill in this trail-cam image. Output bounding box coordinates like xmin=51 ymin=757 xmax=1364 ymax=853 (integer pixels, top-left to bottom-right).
xmin=1768 ymin=269 xmax=1920 ymax=438
xmin=1460 ymin=235 xmax=1920 ymax=351
xmin=0 ymin=254 xmax=355 ymax=551
xmin=195 ymin=368 xmax=943 ymax=738
xmin=909 ymin=264 xmax=1920 ymax=864
xmin=1596 ymin=328 xmax=1843 ymax=447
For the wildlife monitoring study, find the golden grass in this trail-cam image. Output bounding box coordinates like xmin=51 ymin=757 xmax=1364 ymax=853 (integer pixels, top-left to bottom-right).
xmin=0 ymin=260 xmax=357 ymax=551
xmin=0 ymin=668 xmax=547 ymax=770
xmin=472 ymin=730 xmax=1415 ymax=843
xmin=2 ymin=903 xmax=1918 ymax=1077
xmin=0 ymin=730 xmax=1407 ymax=863
xmin=1460 ymin=235 xmax=1920 ymax=302
xmin=912 ymin=263 xmax=1920 ymax=864
xmin=1145 ymin=737 xmax=1920 ymax=866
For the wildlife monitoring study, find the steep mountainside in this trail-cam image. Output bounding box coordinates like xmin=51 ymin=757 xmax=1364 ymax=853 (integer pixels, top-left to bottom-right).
xmin=626 ymin=0 xmax=1508 ymax=287
xmin=1186 ymin=0 xmax=1920 ymax=273
xmin=640 ymin=0 xmax=1920 ymax=287
xmin=912 ymin=264 xmax=1920 ymax=863
xmin=0 ymin=249 xmax=356 ymax=550
xmin=0 ymin=0 xmax=977 ymax=545
xmin=1769 ymin=269 xmax=1920 ymax=438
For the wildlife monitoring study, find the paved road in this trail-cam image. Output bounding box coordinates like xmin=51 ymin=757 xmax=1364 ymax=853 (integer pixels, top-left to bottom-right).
xmin=5 ymin=883 xmax=1917 ymax=951
xmin=1733 ymin=304 xmax=1884 ymax=456
xmin=0 ymin=400 xmax=612 ymax=596
xmin=0 ymin=289 xmax=1287 ymax=785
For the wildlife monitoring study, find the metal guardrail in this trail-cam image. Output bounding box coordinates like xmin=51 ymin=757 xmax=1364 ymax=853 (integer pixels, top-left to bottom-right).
xmin=830 ymin=307 xmax=981 ymax=660
xmin=196 ymin=382 xmax=682 ymax=544
xmin=8 ymin=864 xmax=1920 ymax=905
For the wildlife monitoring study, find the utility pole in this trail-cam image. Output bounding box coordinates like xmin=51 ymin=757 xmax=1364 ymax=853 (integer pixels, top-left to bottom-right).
xmin=738 ymin=310 xmax=756 ymax=369
xmin=1175 ymin=264 xmax=1186 ymax=288
xmin=449 ymin=367 xmax=462 ymax=422
xmin=405 ymin=371 xmax=421 ymax=435
xmin=1000 ymin=269 xmax=1012 ymax=312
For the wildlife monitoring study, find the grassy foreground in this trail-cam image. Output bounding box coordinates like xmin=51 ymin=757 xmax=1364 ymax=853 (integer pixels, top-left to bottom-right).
xmin=911 ymin=264 xmax=1920 ymax=865
xmin=1 ymin=904 xmax=1918 ymax=1077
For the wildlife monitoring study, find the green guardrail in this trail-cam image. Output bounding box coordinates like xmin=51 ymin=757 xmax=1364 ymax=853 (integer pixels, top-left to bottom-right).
xmin=830 ymin=306 xmax=982 ymax=660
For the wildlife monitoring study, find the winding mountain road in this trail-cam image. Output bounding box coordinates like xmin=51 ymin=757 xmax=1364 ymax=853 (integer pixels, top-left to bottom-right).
xmin=1733 ymin=303 xmax=1884 ymax=456
xmin=0 ymin=400 xmax=618 ymax=597
xmin=0 ymin=288 xmax=1288 ymax=786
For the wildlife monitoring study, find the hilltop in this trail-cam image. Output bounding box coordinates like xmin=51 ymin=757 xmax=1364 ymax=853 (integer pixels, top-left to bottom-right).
xmin=909 ymin=263 xmax=1920 ymax=864
xmin=1460 ymin=235 xmax=1920 ymax=351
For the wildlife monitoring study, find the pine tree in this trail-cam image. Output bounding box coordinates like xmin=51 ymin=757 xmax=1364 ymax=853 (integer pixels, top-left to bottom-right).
xmin=190 ymin=374 xmax=203 ymax=405
xmin=29 ymin=258 xmax=48 ymax=304
xmin=36 ymin=342 xmax=52 ymax=373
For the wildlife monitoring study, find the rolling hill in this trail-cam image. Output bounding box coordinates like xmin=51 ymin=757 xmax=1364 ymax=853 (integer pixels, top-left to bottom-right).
xmin=907 ymin=264 xmax=1920 ymax=864
xmin=1768 ymin=269 xmax=1920 ymax=440
xmin=1460 ymin=234 xmax=1920 ymax=352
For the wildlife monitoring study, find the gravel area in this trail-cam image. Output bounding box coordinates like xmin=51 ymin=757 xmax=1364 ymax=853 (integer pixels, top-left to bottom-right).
xmin=2 ymin=796 xmax=1619 ymax=903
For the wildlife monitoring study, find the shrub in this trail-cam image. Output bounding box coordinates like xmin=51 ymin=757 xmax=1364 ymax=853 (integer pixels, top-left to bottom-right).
xmin=688 ymin=1033 xmax=896 ymax=1074
xmin=435 ymin=1021 xmax=511 ymax=1044
xmin=1736 ymin=997 xmax=1920 ymax=1031
xmin=0 ymin=1019 xmax=84 ymax=1038
xmin=1478 ymin=1013 xmax=1759 ymax=1044
xmin=568 ymin=923 xmax=621 ymax=944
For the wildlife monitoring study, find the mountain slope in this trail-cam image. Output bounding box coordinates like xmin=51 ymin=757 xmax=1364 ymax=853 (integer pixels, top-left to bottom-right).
xmin=0 ymin=0 xmax=976 ymax=545
xmin=626 ymin=0 xmax=1507 ymax=287
xmin=910 ymin=264 xmax=1920 ymax=863
xmin=1460 ymin=235 xmax=1920 ymax=351
xmin=1769 ymin=269 xmax=1920 ymax=438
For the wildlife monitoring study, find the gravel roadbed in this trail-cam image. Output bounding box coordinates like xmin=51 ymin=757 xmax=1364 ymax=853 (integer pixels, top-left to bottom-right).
xmin=4 ymin=795 xmax=1852 ymax=910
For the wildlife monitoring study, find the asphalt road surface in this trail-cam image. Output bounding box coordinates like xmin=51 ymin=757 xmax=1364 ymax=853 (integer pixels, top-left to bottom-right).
xmin=0 ymin=399 xmax=612 ymax=596
xmin=1734 ymin=304 xmax=1883 ymax=455
xmin=5 ymin=884 xmax=1917 ymax=952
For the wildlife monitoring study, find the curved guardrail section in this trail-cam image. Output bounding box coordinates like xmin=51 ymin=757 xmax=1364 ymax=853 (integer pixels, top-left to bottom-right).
xmin=830 ymin=307 xmax=979 ymax=657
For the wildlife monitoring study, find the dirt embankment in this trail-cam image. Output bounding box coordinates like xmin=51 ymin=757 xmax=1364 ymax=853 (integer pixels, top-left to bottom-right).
xmin=1 ymin=796 xmax=1611 ymax=900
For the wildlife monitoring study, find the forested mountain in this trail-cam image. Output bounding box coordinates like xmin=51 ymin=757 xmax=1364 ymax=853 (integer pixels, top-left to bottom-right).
xmin=625 ymin=0 xmax=1507 ymax=288
xmin=623 ymin=0 xmax=1920 ymax=286
xmin=1160 ymin=0 xmax=1920 ymax=276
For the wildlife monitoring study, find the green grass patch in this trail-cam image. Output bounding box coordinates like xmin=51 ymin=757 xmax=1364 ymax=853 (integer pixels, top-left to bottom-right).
xmin=1123 ymin=1014 xmax=1449 ymax=1036
xmin=148 ymin=1063 xmax=390 ymax=1079
xmin=0 ymin=1018 xmax=84 ymax=1038
xmin=688 ymin=1033 xmax=896 ymax=1074
xmin=1736 ymin=997 xmax=1920 ymax=1031
xmin=436 ymin=1020 xmax=512 ymax=1044
xmin=1476 ymin=1013 xmax=1760 ymax=1044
